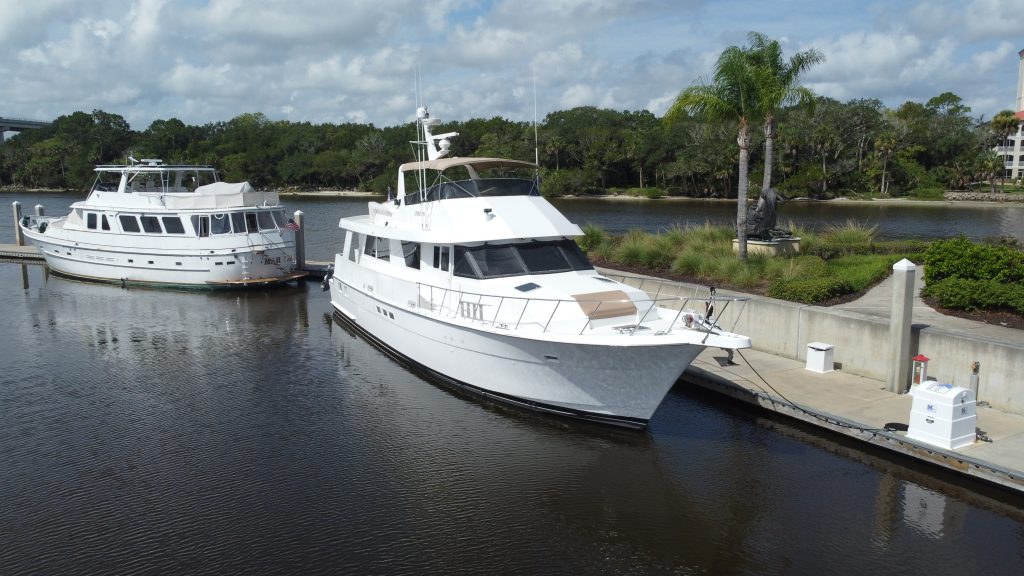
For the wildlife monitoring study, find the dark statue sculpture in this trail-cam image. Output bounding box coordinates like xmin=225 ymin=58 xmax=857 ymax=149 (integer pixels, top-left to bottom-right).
xmin=746 ymin=187 xmax=791 ymax=241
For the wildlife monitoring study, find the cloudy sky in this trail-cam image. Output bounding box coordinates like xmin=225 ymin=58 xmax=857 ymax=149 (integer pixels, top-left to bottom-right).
xmin=1 ymin=0 xmax=1021 ymax=133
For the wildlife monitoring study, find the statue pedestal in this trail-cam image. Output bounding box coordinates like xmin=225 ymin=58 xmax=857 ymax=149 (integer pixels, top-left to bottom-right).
xmin=733 ymin=237 xmax=801 ymax=256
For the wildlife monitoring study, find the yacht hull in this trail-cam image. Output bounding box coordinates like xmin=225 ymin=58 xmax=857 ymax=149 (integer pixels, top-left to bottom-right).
xmin=330 ymin=277 xmax=704 ymax=428
xmin=22 ymin=227 xmax=299 ymax=287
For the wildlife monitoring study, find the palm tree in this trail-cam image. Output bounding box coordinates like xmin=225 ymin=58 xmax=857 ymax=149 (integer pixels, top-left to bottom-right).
xmin=991 ymin=110 xmax=1020 ymax=190
xmin=667 ymin=44 xmax=762 ymax=259
xmin=746 ymin=32 xmax=823 ymax=193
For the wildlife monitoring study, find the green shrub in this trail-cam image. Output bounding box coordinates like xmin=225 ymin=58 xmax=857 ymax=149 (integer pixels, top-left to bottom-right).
xmin=767 ymin=277 xmax=855 ymax=303
xmin=614 ymin=229 xmax=649 ymax=267
xmin=922 ymin=278 xmax=1024 ymax=314
xmin=924 ymin=236 xmax=1024 ymax=284
xmin=578 ymin=224 xmax=608 ymax=252
xmin=823 ymin=220 xmax=877 ymax=244
xmin=826 ymin=255 xmax=902 ymax=291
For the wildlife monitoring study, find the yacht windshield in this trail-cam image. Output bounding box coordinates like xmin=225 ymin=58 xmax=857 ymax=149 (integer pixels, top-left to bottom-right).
xmin=452 ymin=239 xmax=592 ymax=279
xmin=403 ymin=177 xmax=540 ymax=205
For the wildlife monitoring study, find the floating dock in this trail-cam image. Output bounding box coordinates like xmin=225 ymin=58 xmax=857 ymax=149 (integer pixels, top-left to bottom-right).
xmin=682 ymin=347 xmax=1024 ymax=494
xmin=0 ymin=244 xmax=44 ymax=261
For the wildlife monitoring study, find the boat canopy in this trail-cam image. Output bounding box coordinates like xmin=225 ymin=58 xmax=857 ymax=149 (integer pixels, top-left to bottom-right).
xmin=399 ymin=157 xmax=538 ymax=173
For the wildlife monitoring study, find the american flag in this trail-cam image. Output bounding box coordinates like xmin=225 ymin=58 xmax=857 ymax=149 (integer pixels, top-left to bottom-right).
xmin=286 ymin=218 xmax=300 ymax=232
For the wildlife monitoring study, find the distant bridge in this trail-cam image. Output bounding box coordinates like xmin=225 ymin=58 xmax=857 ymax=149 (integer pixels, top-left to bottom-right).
xmin=0 ymin=117 xmax=52 ymax=142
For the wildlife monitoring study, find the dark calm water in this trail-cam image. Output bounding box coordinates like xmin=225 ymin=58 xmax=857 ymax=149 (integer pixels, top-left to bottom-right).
xmin=2 ymin=197 xmax=1024 ymax=574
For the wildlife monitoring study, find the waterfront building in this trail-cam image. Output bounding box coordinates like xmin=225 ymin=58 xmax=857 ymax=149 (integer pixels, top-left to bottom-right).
xmin=996 ymin=48 xmax=1024 ymax=180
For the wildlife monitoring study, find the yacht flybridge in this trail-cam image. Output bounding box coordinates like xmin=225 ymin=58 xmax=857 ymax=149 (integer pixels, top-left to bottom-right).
xmin=326 ymin=106 xmax=752 ymax=428
xmin=20 ymin=159 xmax=305 ymax=287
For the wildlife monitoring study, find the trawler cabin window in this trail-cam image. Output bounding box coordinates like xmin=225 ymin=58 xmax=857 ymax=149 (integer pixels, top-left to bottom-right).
xmin=210 ymin=214 xmax=231 ymax=235
xmin=453 ymin=240 xmax=593 ymax=279
xmin=245 ymin=212 xmax=258 ymax=233
xmin=191 ymin=215 xmax=210 ymax=237
xmin=364 ymin=236 xmax=390 ymax=260
xmin=433 ymin=246 xmax=450 ymax=271
xmin=272 ymin=210 xmax=287 ymax=229
xmin=86 ymin=213 xmax=97 ymax=230
xmin=119 ymin=215 xmax=141 ymax=233
xmin=257 ymin=211 xmax=276 ymax=231
xmin=231 ymin=212 xmax=246 ymax=234
xmin=101 ymin=215 xmax=110 ymax=231
xmin=401 ymin=241 xmax=420 ymax=269
xmin=162 ymin=216 xmax=186 ymax=234
xmin=140 ymin=216 xmax=163 ymax=234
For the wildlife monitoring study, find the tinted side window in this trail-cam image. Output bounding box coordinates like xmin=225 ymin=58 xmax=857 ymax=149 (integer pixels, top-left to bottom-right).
xmin=210 ymin=214 xmax=231 ymax=234
xmin=401 ymin=241 xmax=420 ymax=269
xmin=119 ymin=215 xmax=140 ymax=233
xmin=231 ymin=212 xmax=246 ymax=233
xmin=140 ymin=216 xmax=162 ymax=233
xmin=162 ymin=216 xmax=186 ymax=234
xmin=257 ymin=211 xmax=276 ymax=231
xmin=86 ymin=213 xmax=97 ymax=230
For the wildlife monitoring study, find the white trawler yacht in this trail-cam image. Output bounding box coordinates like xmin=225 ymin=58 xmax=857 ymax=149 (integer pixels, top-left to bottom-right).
xmin=20 ymin=159 xmax=305 ymax=287
xmin=326 ymin=107 xmax=751 ymax=428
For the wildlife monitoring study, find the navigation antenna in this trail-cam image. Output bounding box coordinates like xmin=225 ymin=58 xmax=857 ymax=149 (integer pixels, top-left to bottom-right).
xmin=533 ymin=66 xmax=539 ymax=167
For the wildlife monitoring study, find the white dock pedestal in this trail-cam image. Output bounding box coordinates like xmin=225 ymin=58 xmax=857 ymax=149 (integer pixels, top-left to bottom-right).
xmin=805 ymin=342 xmax=834 ymax=374
xmin=907 ymin=383 xmax=977 ymax=450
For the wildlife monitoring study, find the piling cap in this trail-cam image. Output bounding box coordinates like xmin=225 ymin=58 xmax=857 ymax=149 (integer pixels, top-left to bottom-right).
xmin=912 ymin=354 xmax=930 ymax=362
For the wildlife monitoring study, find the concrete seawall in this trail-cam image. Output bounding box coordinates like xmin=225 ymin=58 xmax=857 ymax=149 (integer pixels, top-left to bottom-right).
xmin=604 ymin=269 xmax=1024 ymax=417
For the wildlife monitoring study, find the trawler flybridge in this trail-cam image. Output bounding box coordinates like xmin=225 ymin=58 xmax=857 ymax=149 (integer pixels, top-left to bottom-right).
xmin=326 ymin=106 xmax=752 ymax=427
xmin=20 ymin=158 xmax=304 ymax=287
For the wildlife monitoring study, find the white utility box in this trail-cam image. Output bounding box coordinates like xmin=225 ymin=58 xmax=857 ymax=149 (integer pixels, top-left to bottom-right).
xmin=907 ymin=382 xmax=977 ymax=450
xmin=805 ymin=342 xmax=834 ymax=373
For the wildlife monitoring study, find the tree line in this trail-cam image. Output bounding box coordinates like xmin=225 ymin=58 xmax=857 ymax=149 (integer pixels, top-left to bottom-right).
xmin=1 ymin=73 xmax=1017 ymax=201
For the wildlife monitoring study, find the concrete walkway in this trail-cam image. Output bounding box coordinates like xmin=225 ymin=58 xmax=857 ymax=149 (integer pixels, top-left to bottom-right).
xmin=679 ymin=265 xmax=1024 ymax=493
xmin=835 ymin=264 xmax=1024 ymax=345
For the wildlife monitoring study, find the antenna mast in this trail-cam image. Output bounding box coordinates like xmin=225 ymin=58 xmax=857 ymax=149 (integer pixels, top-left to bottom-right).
xmin=533 ymin=67 xmax=539 ymax=166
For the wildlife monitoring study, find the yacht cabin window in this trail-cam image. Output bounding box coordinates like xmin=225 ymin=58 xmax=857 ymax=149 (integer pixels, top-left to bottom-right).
xmin=86 ymin=213 xmax=97 ymax=230
xmin=364 ymin=236 xmax=390 ymax=260
xmin=245 ymin=212 xmax=258 ymax=233
xmin=162 ymin=216 xmax=186 ymax=234
xmin=191 ymin=215 xmax=210 ymax=237
xmin=272 ymin=210 xmax=287 ymax=228
xmin=231 ymin=212 xmax=246 ymax=234
xmin=433 ymin=246 xmax=450 ymax=271
xmin=210 ymin=214 xmax=231 ymax=234
xmin=101 ymin=215 xmax=110 ymax=231
xmin=401 ymin=242 xmax=420 ymax=269
xmin=453 ymin=239 xmax=593 ymax=279
xmin=139 ymin=216 xmax=163 ymax=234
xmin=257 ymin=211 xmax=276 ymax=231
xmin=119 ymin=215 xmax=141 ymax=233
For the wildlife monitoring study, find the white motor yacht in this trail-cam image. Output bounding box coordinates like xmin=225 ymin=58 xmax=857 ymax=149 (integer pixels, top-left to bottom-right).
xmin=20 ymin=159 xmax=305 ymax=287
xmin=326 ymin=107 xmax=751 ymax=428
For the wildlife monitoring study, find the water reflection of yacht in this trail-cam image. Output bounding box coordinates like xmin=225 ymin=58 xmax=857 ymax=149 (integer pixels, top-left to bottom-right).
xmin=325 ymin=106 xmax=751 ymax=428
xmin=20 ymin=159 xmax=305 ymax=288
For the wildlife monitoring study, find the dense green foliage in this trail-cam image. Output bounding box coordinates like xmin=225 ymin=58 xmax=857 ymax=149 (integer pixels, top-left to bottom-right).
xmin=921 ymin=236 xmax=1024 ymax=313
xmin=0 ymin=88 xmax=1013 ymax=198
xmin=923 ymin=236 xmax=1024 ymax=284
xmin=582 ymin=223 xmax=915 ymax=303
xmin=922 ymin=278 xmax=1024 ymax=314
